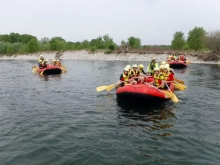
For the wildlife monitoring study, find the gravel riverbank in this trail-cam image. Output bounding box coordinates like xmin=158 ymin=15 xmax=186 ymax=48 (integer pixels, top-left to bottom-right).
xmin=1 ymin=50 xmax=219 ymax=64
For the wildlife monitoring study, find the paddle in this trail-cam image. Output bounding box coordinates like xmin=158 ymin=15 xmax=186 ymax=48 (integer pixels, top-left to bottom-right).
xmin=96 ymin=82 xmax=123 ymax=92
xmin=145 ymin=83 xmax=179 ymax=103
xmin=165 ymin=83 xmax=179 ymax=102
xmin=96 ymin=83 xmax=116 ymax=92
xmin=40 ymin=68 xmax=46 ymax=75
xmin=61 ymin=68 xmax=67 ymax=73
xmin=32 ymin=68 xmax=37 ymax=73
xmin=173 ymin=83 xmax=187 ymax=90
xmin=186 ymin=60 xmax=191 ymax=64
xmin=96 ymin=86 xmax=108 ymax=92
xmin=174 ymin=78 xmax=184 ymax=84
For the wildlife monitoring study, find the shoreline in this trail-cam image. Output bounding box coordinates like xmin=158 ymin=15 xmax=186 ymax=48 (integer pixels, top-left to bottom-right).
xmin=0 ymin=50 xmax=220 ymax=64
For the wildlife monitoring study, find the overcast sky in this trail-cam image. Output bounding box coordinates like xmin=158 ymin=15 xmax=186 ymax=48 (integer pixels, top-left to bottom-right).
xmin=1 ymin=0 xmax=220 ymax=45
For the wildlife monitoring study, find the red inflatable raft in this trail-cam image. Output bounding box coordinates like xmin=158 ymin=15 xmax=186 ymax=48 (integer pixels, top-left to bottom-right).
xmin=37 ymin=65 xmax=62 ymax=75
xmin=116 ymin=84 xmax=174 ymax=102
xmin=168 ymin=60 xmax=187 ymax=69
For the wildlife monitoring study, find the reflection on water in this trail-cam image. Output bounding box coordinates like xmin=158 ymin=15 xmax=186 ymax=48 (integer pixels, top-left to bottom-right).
xmin=117 ymin=99 xmax=175 ymax=134
xmin=38 ymin=74 xmax=62 ymax=81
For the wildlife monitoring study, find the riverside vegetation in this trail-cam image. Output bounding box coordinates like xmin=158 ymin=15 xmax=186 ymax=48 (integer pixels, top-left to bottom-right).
xmin=0 ymin=27 xmax=220 ymax=61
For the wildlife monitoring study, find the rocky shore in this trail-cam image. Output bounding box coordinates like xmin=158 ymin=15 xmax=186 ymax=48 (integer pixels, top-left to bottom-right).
xmin=0 ymin=50 xmax=220 ymax=64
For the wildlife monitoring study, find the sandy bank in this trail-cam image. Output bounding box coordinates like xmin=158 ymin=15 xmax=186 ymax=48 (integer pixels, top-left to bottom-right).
xmin=1 ymin=50 xmax=220 ymax=64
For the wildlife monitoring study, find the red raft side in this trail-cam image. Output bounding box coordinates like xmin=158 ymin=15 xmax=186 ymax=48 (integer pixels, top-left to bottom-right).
xmin=37 ymin=65 xmax=62 ymax=75
xmin=116 ymin=84 xmax=174 ymax=103
xmin=168 ymin=60 xmax=187 ymax=69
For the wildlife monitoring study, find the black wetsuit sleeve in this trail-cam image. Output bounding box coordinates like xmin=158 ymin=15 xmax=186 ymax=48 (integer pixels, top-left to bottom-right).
xmin=119 ymin=74 xmax=123 ymax=80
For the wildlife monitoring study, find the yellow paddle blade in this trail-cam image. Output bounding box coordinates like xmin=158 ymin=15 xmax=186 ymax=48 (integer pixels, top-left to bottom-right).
xmin=61 ymin=65 xmax=66 ymax=68
xmin=174 ymin=83 xmax=187 ymax=90
xmin=162 ymin=91 xmax=179 ymax=103
xmin=174 ymin=78 xmax=184 ymax=84
xmin=186 ymin=60 xmax=191 ymax=64
xmin=61 ymin=68 xmax=67 ymax=73
xmin=32 ymin=66 xmax=37 ymax=68
xmin=32 ymin=68 xmax=37 ymax=73
xmin=106 ymin=84 xmax=116 ymax=91
xmin=96 ymin=86 xmax=108 ymax=92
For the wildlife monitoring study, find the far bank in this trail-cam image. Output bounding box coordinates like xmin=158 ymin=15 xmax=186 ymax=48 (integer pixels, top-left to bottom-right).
xmin=0 ymin=50 xmax=219 ymax=64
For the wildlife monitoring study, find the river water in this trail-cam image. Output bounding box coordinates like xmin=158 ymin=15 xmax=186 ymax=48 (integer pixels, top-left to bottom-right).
xmin=0 ymin=60 xmax=220 ymax=165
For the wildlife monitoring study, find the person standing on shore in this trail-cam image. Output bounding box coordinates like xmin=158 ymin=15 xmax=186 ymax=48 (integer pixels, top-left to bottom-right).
xmin=146 ymin=58 xmax=159 ymax=76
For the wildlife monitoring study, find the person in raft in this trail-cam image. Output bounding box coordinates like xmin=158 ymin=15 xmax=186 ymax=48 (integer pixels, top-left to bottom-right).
xmin=118 ymin=67 xmax=136 ymax=87
xmin=177 ymin=54 xmax=186 ymax=62
xmin=162 ymin=64 xmax=174 ymax=87
xmin=171 ymin=53 xmax=176 ymax=60
xmin=146 ymin=58 xmax=159 ymax=76
xmin=126 ymin=65 xmax=132 ymax=75
xmin=159 ymin=65 xmax=165 ymax=73
xmin=41 ymin=59 xmax=48 ymax=68
xmin=148 ymin=67 xmax=167 ymax=89
xmin=38 ymin=55 xmax=45 ymax=67
xmin=52 ymin=59 xmax=61 ymax=67
xmin=131 ymin=64 xmax=145 ymax=84
xmin=138 ymin=64 xmax=146 ymax=74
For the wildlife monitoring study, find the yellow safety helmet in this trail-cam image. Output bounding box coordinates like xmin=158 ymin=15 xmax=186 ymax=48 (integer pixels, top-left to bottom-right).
xmin=139 ymin=64 xmax=144 ymax=69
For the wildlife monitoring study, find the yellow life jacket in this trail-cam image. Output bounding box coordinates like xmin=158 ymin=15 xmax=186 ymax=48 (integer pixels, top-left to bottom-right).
xmin=139 ymin=68 xmax=144 ymax=74
xmin=122 ymin=73 xmax=130 ymax=84
xmin=163 ymin=71 xmax=171 ymax=81
xmin=132 ymin=69 xmax=139 ymax=77
xmin=154 ymin=73 xmax=164 ymax=87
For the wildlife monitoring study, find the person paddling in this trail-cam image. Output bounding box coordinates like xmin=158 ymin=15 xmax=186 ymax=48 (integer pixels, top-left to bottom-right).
xmin=163 ymin=64 xmax=174 ymax=87
xmin=148 ymin=67 xmax=166 ymax=89
xmin=38 ymin=55 xmax=45 ymax=67
xmin=118 ymin=67 xmax=136 ymax=87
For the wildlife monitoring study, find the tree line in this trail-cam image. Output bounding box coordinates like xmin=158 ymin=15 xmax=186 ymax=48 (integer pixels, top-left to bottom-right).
xmin=0 ymin=28 xmax=220 ymax=56
xmin=171 ymin=27 xmax=220 ymax=55
xmin=0 ymin=33 xmax=142 ymax=55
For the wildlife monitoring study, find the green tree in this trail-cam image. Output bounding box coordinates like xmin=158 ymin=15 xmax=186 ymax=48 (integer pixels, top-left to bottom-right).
xmin=0 ymin=41 xmax=8 ymax=54
xmin=171 ymin=31 xmax=185 ymax=50
xmin=7 ymin=44 xmax=14 ymax=55
xmin=128 ymin=37 xmax=141 ymax=48
xmin=187 ymin=27 xmax=206 ymax=51
xmin=49 ymin=37 xmax=66 ymax=51
xmin=27 ymin=39 xmax=39 ymax=53
xmin=108 ymin=43 xmax=115 ymax=51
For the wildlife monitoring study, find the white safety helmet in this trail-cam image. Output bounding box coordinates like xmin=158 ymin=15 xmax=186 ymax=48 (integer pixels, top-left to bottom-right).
xmin=126 ymin=65 xmax=131 ymax=69
xmin=124 ymin=67 xmax=129 ymax=71
xmin=161 ymin=61 xmax=166 ymax=65
xmin=132 ymin=64 xmax=138 ymax=68
xmin=160 ymin=65 xmax=164 ymax=69
xmin=154 ymin=67 xmax=160 ymax=71
xmin=164 ymin=64 xmax=170 ymax=69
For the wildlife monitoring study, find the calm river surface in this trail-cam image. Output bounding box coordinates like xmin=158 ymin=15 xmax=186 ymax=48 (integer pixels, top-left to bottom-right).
xmin=0 ymin=59 xmax=220 ymax=165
